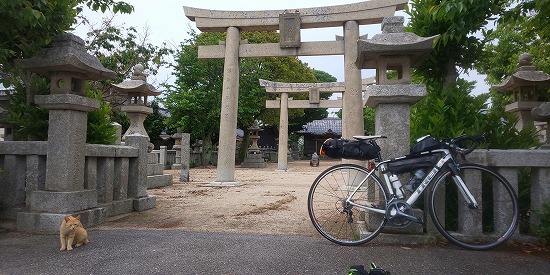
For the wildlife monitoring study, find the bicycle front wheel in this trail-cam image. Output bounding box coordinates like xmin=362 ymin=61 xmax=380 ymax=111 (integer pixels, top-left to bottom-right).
xmin=308 ymin=164 xmax=388 ymax=246
xmin=429 ymin=163 xmax=519 ymax=250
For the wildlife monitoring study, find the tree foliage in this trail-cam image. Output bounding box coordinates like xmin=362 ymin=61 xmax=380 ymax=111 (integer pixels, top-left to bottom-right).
xmin=476 ymin=0 xmax=550 ymax=104
xmin=407 ymin=0 xmax=539 ymax=149
xmin=406 ymin=0 xmax=504 ymax=84
xmin=0 ymin=0 xmax=133 ymax=78
xmin=1 ymin=1 xmax=172 ymax=144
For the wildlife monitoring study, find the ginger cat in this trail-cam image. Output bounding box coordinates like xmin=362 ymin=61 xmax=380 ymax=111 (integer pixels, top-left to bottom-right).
xmin=59 ymin=215 xmax=89 ymax=251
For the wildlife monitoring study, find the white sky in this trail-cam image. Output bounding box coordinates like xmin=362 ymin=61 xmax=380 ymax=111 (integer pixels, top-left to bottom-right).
xmin=74 ymin=0 xmax=489 ymax=95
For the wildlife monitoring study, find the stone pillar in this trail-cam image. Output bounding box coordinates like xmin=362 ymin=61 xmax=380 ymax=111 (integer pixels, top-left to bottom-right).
xmin=171 ymin=128 xmax=182 ymax=169
xmin=111 ymin=122 xmax=122 ymax=145
xmin=215 ymin=26 xmax=241 ymax=183
xmin=342 ymin=20 xmax=363 ymax=141
xmin=277 ymin=92 xmax=289 ymax=171
xmin=126 ymin=134 xmax=156 ymax=211
xmin=531 ymin=167 xmax=550 ymax=228
xmin=37 ymin=94 xmax=98 ymax=191
xmin=180 ymin=133 xmax=191 ymax=182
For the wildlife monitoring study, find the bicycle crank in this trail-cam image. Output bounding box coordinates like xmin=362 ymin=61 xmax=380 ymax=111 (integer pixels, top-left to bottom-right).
xmin=385 ymin=200 xmax=423 ymax=227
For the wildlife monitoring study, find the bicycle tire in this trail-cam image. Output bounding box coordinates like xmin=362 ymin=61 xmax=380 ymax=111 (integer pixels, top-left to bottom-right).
xmin=308 ymin=164 xmax=388 ymax=246
xmin=429 ymin=163 xmax=519 ymax=250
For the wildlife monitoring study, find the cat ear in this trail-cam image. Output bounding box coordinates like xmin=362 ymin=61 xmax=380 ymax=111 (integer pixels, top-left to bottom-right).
xmin=76 ymin=215 xmax=81 ymax=220
xmin=64 ymin=216 xmax=71 ymax=222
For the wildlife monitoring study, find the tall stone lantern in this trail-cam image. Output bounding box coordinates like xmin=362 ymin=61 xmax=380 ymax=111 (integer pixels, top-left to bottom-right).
xmin=357 ymin=16 xmax=437 ymax=159
xmin=112 ymin=64 xmax=161 ymax=143
xmin=493 ymin=53 xmax=550 ymax=130
xmin=14 ymin=32 xmax=116 ymax=232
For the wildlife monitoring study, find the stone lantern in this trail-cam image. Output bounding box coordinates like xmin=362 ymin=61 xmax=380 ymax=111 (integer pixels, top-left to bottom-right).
xmin=241 ymin=120 xmax=267 ymax=168
xmin=14 ymin=32 xmax=116 ymax=231
xmin=357 ymin=16 xmax=437 ymax=159
xmin=112 ymin=64 xmax=161 ymax=142
xmin=493 ymin=53 xmax=550 ymax=130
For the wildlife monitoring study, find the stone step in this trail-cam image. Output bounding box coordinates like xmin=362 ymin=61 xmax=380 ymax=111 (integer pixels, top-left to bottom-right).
xmin=147 ymin=163 xmax=164 ymax=176
xmin=147 ymin=174 xmax=172 ymax=189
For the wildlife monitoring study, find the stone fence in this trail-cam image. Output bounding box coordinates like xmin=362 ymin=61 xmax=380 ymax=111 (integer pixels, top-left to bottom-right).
xmin=435 ymin=149 xmax=549 ymax=240
xmin=0 ymin=140 xmax=162 ymax=233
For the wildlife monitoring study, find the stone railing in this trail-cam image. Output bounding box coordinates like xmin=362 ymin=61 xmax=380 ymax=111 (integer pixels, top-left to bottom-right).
xmin=426 ymin=149 xmax=550 ymax=241
xmin=151 ymin=146 xmax=176 ymax=169
xmin=0 ymin=141 xmax=156 ymax=232
xmin=469 ymin=149 xmax=549 ymax=228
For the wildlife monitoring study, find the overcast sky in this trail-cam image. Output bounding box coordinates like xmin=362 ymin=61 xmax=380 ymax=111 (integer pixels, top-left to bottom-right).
xmin=74 ymin=0 xmax=489 ymax=95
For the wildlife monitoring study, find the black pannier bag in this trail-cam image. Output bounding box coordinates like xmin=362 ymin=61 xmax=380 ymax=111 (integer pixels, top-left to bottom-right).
xmin=320 ymin=138 xmax=380 ymax=160
xmin=387 ymin=155 xmax=438 ymax=175
xmin=411 ymin=135 xmax=441 ymax=154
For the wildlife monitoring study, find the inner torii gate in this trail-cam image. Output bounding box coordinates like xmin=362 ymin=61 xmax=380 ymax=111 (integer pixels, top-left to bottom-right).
xmin=261 ymin=78 xmax=375 ymax=171
xmin=184 ymin=0 xmax=407 ymax=184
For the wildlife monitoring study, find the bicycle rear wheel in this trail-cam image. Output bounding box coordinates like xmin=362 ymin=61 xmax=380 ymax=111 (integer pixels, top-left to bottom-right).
xmin=308 ymin=164 xmax=388 ymax=246
xmin=429 ymin=163 xmax=519 ymax=250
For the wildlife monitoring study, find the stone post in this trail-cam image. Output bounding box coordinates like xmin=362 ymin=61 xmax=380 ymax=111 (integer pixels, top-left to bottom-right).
xmin=277 ymin=92 xmax=289 ymax=171
xmin=171 ymin=128 xmax=183 ymax=169
xmin=214 ymin=26 xmax=241 ymax=184
xmin=532 ymin=102 xmax=550 ymax=148
xmin=126 ymin=134 xmax=156 ymax=211
xmin=180 ymin=133 xmax=191 ymax=182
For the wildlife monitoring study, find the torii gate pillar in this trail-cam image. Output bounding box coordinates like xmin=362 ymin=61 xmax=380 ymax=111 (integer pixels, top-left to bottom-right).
xmin=215 ymin=27 xmax=241 ymax=184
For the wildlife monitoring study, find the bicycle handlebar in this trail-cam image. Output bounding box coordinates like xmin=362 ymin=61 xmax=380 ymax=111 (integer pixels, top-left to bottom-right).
xmin=444 ymin=133 xmax=486 ymax=156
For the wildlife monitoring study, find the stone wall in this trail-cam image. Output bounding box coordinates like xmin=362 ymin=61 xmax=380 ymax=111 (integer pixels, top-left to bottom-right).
xmin=0 ymin=140 xmax=158 ymax=233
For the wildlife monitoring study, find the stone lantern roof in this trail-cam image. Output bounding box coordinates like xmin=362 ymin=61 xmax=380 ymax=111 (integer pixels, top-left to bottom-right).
xmin=112 ymin=64 xmax=161 ymax=97
xmin=112 ymin=64 xmax=161 ymax=106
xmin=493 ymin=53 xmax=550 ymax=99
xmin=356 ymin=16 xmax=438 ymax=69
xmin=14 ymin=32 xmax=115 ymax=80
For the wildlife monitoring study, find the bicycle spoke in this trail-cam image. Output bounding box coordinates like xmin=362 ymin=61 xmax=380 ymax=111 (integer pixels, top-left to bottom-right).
xmin=308 ymin=164 xmax=387 ymax=246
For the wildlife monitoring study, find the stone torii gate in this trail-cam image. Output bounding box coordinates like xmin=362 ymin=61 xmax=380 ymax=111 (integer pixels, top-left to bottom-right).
xmin=184 ymin=0 xmax=407 ymax=184
xmin=261 ymin=78 xmax=375 ymax=171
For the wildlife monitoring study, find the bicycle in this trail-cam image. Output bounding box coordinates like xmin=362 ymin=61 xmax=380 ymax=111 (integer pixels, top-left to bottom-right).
xmin=308 ymin=134 xmax=519 ymax=251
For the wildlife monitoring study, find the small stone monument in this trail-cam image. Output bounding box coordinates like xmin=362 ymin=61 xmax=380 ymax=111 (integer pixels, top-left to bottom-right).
xmin=241 ymin=120 xmax=267 ymax=168
xmin=310 ymin=152 xmax=319 ymax=167
xmin=179 ymin=132 xmax=191 ymax=182
xmin=171 ymin=128 xmax=183 ymax=170
xmin=493 ymin=53 xmax=550 ymax=130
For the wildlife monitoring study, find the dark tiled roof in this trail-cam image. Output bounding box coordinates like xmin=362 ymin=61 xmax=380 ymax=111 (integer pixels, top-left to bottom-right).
xmin=296 ymin=117 xmax=342 ymax=135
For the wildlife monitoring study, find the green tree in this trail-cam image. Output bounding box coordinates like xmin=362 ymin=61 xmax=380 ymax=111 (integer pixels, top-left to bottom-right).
xmin=86 ymin=89 xmax=117 ymax=144
xmin=0 ymin=0 xmax=133 ymax=78
xmin=476 ymin=0 xmax=550 ymax=105
xmin=407 ymin=0 xmax=538 ymax=149
xmin=0 ymin=1 xmax=133 ymax=143
xmin=406 ymin=0 xmax=504 ymax=84
xmin=143 ymin=100 xmax=167 ymax=148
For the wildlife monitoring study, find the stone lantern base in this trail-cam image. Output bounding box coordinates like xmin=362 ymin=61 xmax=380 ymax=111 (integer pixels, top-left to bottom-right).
xmin=241 ymin=151 xmax=267 ymax=168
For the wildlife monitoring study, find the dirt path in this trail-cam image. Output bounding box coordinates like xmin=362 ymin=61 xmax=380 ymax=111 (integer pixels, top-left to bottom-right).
xmin=96 ymin=159 xmax=342 ymax=237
